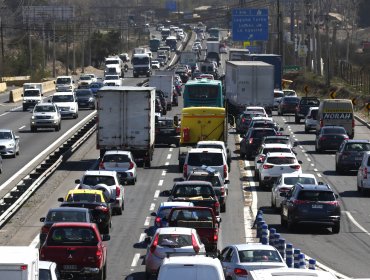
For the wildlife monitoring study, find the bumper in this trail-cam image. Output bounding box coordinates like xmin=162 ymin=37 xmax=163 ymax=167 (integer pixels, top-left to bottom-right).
xmin=60 ymin=111 xmax=77 ymax=117
xmin=0 ymin=147 xmax=16 ymax=156
xmin=78 ymin=101 xmax=95 ymax=108
xmin=293 ymin=216 xmax=341 ymax=227
xmin=31 ymin=120 xmax=59 ymax=128
xmin=337 ymin=160 xmax=362 ymax=170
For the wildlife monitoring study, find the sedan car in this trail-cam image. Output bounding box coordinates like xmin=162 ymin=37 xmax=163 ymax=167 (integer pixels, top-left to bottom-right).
xmin=145 ymin=227 xmax=206 ymax=278
xmin=0 ymin=129 xmax=20 ymax=158
xmin=240 ymin=128 xmax=279 ymax=160
xmin=75 ymin=88 xmax=96 ymax=109
xmin=335 ymin=139 xmax=370 ymax=174
xmin=277 ymin=96 xmax=300 ymax=116
xmin=219 ymin=243 xmax=287 ymax=279
xmin=315 ymin=126 xmax=349 ymax=153
xmin=89 ymin=82 xmax=104 ymax=95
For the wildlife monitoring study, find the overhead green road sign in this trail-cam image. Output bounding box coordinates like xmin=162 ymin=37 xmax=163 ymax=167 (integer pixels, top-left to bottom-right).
xmin=283 ymin=65 xmax=301 ymax=74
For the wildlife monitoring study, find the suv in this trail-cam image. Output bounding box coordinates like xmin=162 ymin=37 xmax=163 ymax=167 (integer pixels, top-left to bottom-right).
xmin=335 ymin=140 xmax=370 ymax=174
xmin=51 ymin=92 xmax=78 ymax=119
xmin=240 ymin=128 xmax=279 ymax=160
xmin=196 ymin=141 xmax=231 ymax=171
xmin=277 ymin=96 xmax=300 ymax=116
xmin=30 ymin=103 xmax=61 ymax=132
xmin=295 ymin=97 xmax=320 ymax=123
xmin=280 ymin=183 xmax=341 ymax=233
xmin=304 ymin=106 xmax=319 ymax=133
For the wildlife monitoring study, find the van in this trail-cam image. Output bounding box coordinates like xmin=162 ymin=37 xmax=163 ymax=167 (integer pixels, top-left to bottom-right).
xmin=158 ymin=255 xmax=225 ymax=280
xmin=248 ymin=268 xmax=338 ymax=280
xmin=317 ymin=99 xmax=354 ymax=138
xmin=55 ymin=76 xmax=74 ymax=92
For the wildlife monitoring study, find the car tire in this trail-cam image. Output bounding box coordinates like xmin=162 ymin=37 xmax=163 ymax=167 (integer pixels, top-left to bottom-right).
xmin=295 ymin=116 xmax=300 ymax=124
xmin=220 ymin=203 xmax=226 ymax=213
xmin=336 ymin=164 xmax=343 ymax=174
xmin=116 ymin=206 xmax=123 ymax=215
xmin=16 ymin=148 xmax=19 ymax=156
xmin=31 ymin=126 xmax=37 ymax=132
xmin=102 ymin=224 xmax=110 ymax=234
xmin=332 ymin=222 xmax=340 ymax=234
xmin=73 ymin=113 xmax=78 ymax=119
xmin=11 ymin=152 xmax=16 ymax=158
xmin=304 ymin=126 xmax=309 ymax=133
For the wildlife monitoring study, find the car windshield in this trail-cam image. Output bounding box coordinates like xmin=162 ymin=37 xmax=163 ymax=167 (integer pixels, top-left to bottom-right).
xmin=238 ymin=250 xmax=282 ymax=263
xmin=252 ymin=122 xmax=275 ymax=129
xmin=103 ymin=154 xmax=130 ymax=163
xmin=47 ymin=227 xmax=98 ymax=246
xmin=66 ymin=193 xmax=102 ymax=202
xmin=52 ymin=95 xmax=74 ymax=102
xmin=173 ymin=185 xmax=213 ymax=198
xmin=266 ymin=156 xmax=296 ymax=164
xmin=263 ymin=138 xmax=289 ymax=145
xmin=80 ymin=76 xmax=91 ymax=80
xmin=76 ymin=91 xmax=92 ymax=97
xmin=156 ymin=120 xmax=174 ymax=128
xmin=106 ymin=60 xmax=119 ymax=65
xmin=300 ymin=99 xmax=319 ymax=106
xmin=82 ymin=175 xmax=115 ymax=186
xmin=46 ymin=210 xmax=87 ymax=222
xmin=105 ymin=76 xmax=119 ymax=80
xmin=197 ymin=144 xmax=223 ymax=150
xmin=24 ymin=90 xmax=40 ymax=97
xmin=0 ymin=132 xmax=12 ymax=139
xmin=344 ymin=143 xmax=370 ymax=151
xmin=283 ymin=177 xmax=316 ymax=185
xmin=187 ymin=153 xmax=223 ymax=166
xmin=188 ymin=175 xmax=222 ymax=186
xmin=34 ymin=105 xmax=56 ymax=113
xmin=297 ymin=191 xmax=336 ymax=201
xmin=323 ymin=127 xmax=346 ymax=134
xmin=157 ymin=234 xmax=192 ymax=247
xmin=56 ymin=78 xmax=71 ymax=84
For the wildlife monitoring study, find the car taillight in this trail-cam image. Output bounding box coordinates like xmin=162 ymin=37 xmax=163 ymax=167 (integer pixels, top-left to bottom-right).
xmin=249 ymin=138 xmax=254 ymax=144
xmin=241 ymin=118 xmax=245 ymax=123
xmin=99 ymin=161 xmax=105 ymax=169
xmin=290 ymin=165 xmax=301 ymax=170
xmin=293 ymin=199 xmax=309 ymax=205
xmin=116 ymin=186 xmax=120 ymax=197
xmin=150 ymin=234 xmax=159 ymax=253
xmin=96 ymin=206 xmax=109 ymax=213
xmin=41 ymin=225 xmax=50 ymax=234
xmin=263 ymin=164 xmax=273 ymax=169
xmin=129 ymin=161 xmax=134 ymax=169
xmin=220 ymin=187 xmax=225 ymax=196
xmin=234 ymin=268 xmax=248 ymax=276
xmin=364 ymin=167 xmax=368 ymax=179
xmin=319 ymin=136 xmax=327 ymax=141
xmin=191 ymin=234 xmax=200 ymax=253
xmin=213 ymin=228 xmax=218 ymax=241
xmin=183 ymin=164 xmax=188 ymax=177
xmin=320 ymin=119 xmax=323 ymax=127
xmin=257 ymin=155 xmax=265 ymax=162
xmin=21 ymin=265 xmax=28 ymax=271
xmin=223 ymin=164 xmax=227 ymax=178
xmin=323 ymin=201 xmax=339 ymax=206
xmin=155 ymin=217 xmax=161 ymax=227
xmin=96 ymin=249 xmax=103 ymax=260
xmin=215 ymin=201 xmax=220 ymax=214
xmin=344 ymin=137 xmax=349 ymax=141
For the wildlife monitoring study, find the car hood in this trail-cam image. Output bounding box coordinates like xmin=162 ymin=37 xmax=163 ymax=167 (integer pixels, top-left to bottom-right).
xmin=0 ymin=139 xmax=14 ymax=145
xmin=53 ymin=102 xmax=76 ymax=108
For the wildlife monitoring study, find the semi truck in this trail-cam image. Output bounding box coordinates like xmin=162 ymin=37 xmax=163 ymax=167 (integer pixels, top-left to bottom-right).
xmin=96 ymin=86 xmax=155 ymax=167
xmin=149 ymin=72 xmax=174 ymax=111
xmin=225 ymin=61 xmax=274 ymax=118
xmin=132 ymin=53 xmax=152 ymax=78
xmin=149 ymin=38 xmax=161 ymax=52
xmin=22 ymin=83 xmax=43 ymax=111
xmin=206 ymin=41 xmax=220 ymax=66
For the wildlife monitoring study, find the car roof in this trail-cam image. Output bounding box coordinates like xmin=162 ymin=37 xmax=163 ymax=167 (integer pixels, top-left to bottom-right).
xmin=50 ymin=222 xmax=97 ymax=228
xmin=295 ymin=183 xmax=332 ymax=191
xmin=48 ymin=207 xmax=89 ymax=213
xmin=103 ymin=150 xmax=131 ymax=156
xmin=233 ymin=243 xmax=278 ymax=251
xmin=266 ymin=152 xmax=296 ymax=157
xmin=197 ymin=140 xmax=224 ymax=146
xmin=36 ymin=102 xmax=54 ymax=107
xmin=67 ymin=189 xmax=104 ymax=195
xmin=0 ymin=129 xmax=12 ymax=133
xmin=174 ymin=181 xmax=213 ymax=186
xmin=189 ymin=148 xmax=224 ymax=153
xmin=83 ymin=170 xmax=117 ymax=176
xmin=155 ymin=227 xmax=194 ymax=235
xmin=162 ymin=255 xmax=222 ymax=265
xmin=262 ymin=143 xmax=291 ymax=149
xmin=159 ymin=202 xmax=194 ymax=208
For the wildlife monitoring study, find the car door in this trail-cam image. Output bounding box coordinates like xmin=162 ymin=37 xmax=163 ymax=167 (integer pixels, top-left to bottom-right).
xmin=220 ymin=247 xmax=234 ymax=278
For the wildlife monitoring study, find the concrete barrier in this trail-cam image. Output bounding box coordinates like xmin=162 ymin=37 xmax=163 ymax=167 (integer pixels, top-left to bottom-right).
xmin=9 ymin=80 xmax=55 ymax=103
xmin=0 ymin=82 xmax=6 ymax=92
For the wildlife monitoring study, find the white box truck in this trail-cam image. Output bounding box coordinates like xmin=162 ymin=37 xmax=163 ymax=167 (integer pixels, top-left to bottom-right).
xmin=225 ymin=61 xmax=274 ymax=117
xmin=96 ymin=86 xmax=155 ymax=167
xmin=0 ymin=246 xmax=39 ymax=280
xmin=22 ymin=83 xmax=43 ymax=111
xmin=149 ymin=72 xmax=174 ymax=111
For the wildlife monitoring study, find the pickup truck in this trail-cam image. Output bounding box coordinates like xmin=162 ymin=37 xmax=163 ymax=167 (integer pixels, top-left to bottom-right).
xmin=167 ymin=206 xmax=219 ymax=253
xmin=294 ymin=97 xmax=320 ymax=123
xmin=40 ymin=222 xmax=109 ymax=280
xmin=166 ymin=181 xmax=220 ymax=216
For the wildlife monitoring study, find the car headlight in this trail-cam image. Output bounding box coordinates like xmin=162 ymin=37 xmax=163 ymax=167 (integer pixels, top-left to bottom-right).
xmin=89 ymin=97 xmax=94 ymax=102
xmin=7 ymin=142 xmax=14 ymax=147
xmin=31 ymin=115 xmax=35 ymax=120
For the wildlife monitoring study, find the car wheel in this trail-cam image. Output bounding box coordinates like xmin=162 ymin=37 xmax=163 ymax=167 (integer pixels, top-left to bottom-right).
xmin=130 ymin=179 xmax=136 ymax=185
xmin=295 ymin=116 xmax=300 ymax=124
xmin=102 ymin=224 xmax=110 ymax=234
xmin=116 ymin=206 xmax=123 ymax=215
xmin=240 ymin=151 xmax=245 ymax=159
xmin=220 ymin=203 xmax=226 ymax=213
xmin=74 ymin=113 xmax=78 ymax=119
xmin=31 ymin=126 xmax=37 ymax=132
xmin=332 ymin=222 xmax=340 ymax=234
xmin=16 ymin=148 xmax=19 ymax=156
xmin=304 ymin=126 xmax=309 ymax=133
xmin=96 ymin=264 xmax=105 ymax=280
xmin=122 ymin=201 xmax=125 ymax=211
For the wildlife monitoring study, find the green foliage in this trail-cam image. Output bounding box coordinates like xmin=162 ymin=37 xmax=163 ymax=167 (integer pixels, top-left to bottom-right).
xmin=90 ymin=30 xmax=121 ymax=67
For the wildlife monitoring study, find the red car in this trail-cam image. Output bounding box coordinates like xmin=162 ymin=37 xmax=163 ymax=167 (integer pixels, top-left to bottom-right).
xmin=40 ymin=222 xmax=110 ymax=279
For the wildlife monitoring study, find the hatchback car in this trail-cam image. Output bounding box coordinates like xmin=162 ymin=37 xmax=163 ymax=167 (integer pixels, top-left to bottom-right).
xmin=357 ymin=151 xmax=370 ymax=195
xmin=240 ymin=128 xmax=279 ymax=160
xmin=335 ymin=140 xmax=370 ymax=174
xmin=280 ymin=183 xmax=341 ymax=233
xmin=277 ymin=96 xmax=300 ymax=115
xmin=145 ymin=227 xmax=206 ymax=277
xmin=219 ymin=243 xmax=287 ymax=279
xmin=75 ymin=88 xmax=96 ymax=109
xmin=315 ymin=126 xmax=349 ymax=153
xmin=0 ymin=129 xmax=20 ymax=158
xmin=304 ymin=106 xmax=319 ymax=133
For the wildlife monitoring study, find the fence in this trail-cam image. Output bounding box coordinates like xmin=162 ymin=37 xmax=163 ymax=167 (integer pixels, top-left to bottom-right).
xmin=337 ymin=60 xmax=370 ymax=95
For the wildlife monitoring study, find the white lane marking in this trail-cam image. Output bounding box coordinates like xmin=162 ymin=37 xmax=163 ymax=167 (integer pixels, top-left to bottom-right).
xmin=158 ymin=180 xmax=163 ymax=186
xmin=29 ymin=234 xmax=40 ymax=248
xmin=169 ymin=148 xmax=173 ymax=152
xmin=288 ymin=127 xmax=292 ymax=131
xmin=19 ymin=125 xmax=26 ymax=130
xmin=300 ymin=145 xmax=304 ymax=149
xmin=317 ymin=173 xmax=322 ymax=178
xmin=301 ymin=150 xmax=306 ymax=153
xmin=144 ymin=217 xmax=151 ymax=226
xmin=306 ymin=158 xmax=311 ymax=162
xmin=161 ymin=170 xmax=167 ymax=176
xmin=0 ymin=112 xmax=9 ymax=117
xmin=149 ymin=203 xmax=155 ymax=211
xmin=0 ymin=111 xmax=97 ymax=192
xmin=244 ymin=160 xmax=258 ymax=243
xmin=344 ymin=211 xmax=370 ymax=237
xmin=131 ymin=253 xmax=141 ymax=267
xmin=167 ymin=154 xmax=172 ymax=160
xmin=290 ymin=131 xmax=294 ymax=134
xmin=314 ymin=168 xmax=318 ymax=172
xmin=139 ymin=233 xmax=147 ymax=243
xmin=165 ymin=162 xmax=169 ymax=166
xmin=311 ymin=163 xmax=314 ymax=166
xmin=154 ymin=190 xmax=160 ymax=198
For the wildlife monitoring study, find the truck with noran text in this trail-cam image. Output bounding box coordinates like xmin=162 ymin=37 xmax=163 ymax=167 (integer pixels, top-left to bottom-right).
xmin=96 ymin=86 xmax=155 ymax=167
xmin=149 ymin=72 xmax=174 ymax=111
xmin=0 ymin=246 xmax=39 ymax=280
xmin=22 ymin=83 xmax=43 ymax=111
xmin=225 ymin=61 xmax=274 ymax=119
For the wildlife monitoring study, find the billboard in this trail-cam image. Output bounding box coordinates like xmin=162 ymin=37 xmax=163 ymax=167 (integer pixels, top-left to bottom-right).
xmin=232 ymin=8 xmax=269 ymax=41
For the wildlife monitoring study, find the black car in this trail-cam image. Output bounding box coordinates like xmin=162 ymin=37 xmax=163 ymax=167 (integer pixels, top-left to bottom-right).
xmin=235 ymin=111 xmax=265 ymax=134
xmin=155 ymin=117 xmax=180 ymax=147
xmin=295 ymin=97 xmax=320 ymax=123
xmin=335 ymin=139 xmax=370 ymax=174
xmin=155 ymin=98 xmax=164 ymax=115
xmin=280 ymin=183 xmax=341 ymax=233
xmin=156 ymin=90 xmax=167 ymax=115
xmin=75 ymin=89 xmax=96 ymax=109
xmin=315 ymin=126 xmax=349 ymax=153
xmin=175 ymin=69 xmax=189 ymax=83
xmin=277 ymin=96 xmax=300 ymax=116
xmin=239 ymin=128 xmax=279 ymax=160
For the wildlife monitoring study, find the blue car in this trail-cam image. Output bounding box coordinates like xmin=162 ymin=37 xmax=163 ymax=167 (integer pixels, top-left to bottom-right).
xmin=89 ymin=82 xmax=104 ymax=95
xmin=150 ymin=202 xmax=194 ymax=230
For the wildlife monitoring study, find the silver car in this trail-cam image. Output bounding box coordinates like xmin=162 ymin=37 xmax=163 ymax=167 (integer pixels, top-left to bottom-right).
xmin=304 ymin=106 xmax=319 ymax=133
xmin=0 ymin=129 xmax=20 ymax=158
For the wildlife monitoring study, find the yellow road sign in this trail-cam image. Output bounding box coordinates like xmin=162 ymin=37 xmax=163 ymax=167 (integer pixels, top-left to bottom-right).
xmin=330 ymin=90 xmax=336 ymax=99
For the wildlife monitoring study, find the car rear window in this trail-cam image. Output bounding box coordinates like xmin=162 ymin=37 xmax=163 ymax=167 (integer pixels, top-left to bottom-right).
xmin=266 ymin=156 xmax=296 ymax=164
xmin=263 ymin=138 xmax=289 ymax=145
xmin=283 ymin=177 xmax=316 ymax=185
xmin=187 ymin=152 xmax=223 ymax=166
xmin=158 ymin=234 xmax=192 ymax=247
xmin=82 ymin=175 xmax=115 ymax=186
xmin=238 ymin=250 xmax=282 ymax=263
xmin=46 ymin=211 xmax=87 ymax=222
xmin=310 ymin=109 xmax=318 ymax=119
xmin=297 ymin=191 xmax=335 ymax=201
xmin=173 ymin=185 xmax=213 ymax=197
xmin=252 ymin=130 xmax=276 ymax=138
xmin=274 ymin=91 xmax=284 ymax=98
xmin=300 ymin=99 xmax=319 ymax=106
xmin=252 ymin=122 xmax=275 ymax=129
xmin=283 ymin=97 xmax=299 ymax=103
xmin=323 ymin=127 xmax=346 ymax=134
xmin=103 ymin=154 xmax=130 ymax=163
xmin=344 ymin=143 xmax=370 ymax=151
xmin=170 ymin=209 xmax=213 ymax=222
xmin=263 ymin=148 xmax=291 ymax=154
xmin=66 ymin=193 xmax=102 ymax=202
xmin=47 ymin=227 xmax=98 ymax=246
xmin=188 ymin=175 xmax=222 ymax=186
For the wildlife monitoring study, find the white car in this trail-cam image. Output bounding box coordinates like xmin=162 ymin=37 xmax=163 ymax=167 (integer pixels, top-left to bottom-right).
xmin=196 ymin=140 xmax=231 ymax=170
xmin=271 ymin=173 xmax=318 ymax=209
xmin=357 ymin=151 xmax=370 ymax=195
xmin=245 ymin=106 xmax=268 ymax=117
xmin=99 ymin=150 xmax=137 ymax=185
xmin=86 ymin=73 xmax=98 ymax=82
xmin=151 ymin=60 xmax=161 ymax=69
xmin=283 ymin=89 xmax=297 ymax=97
xmin=78 ymin=74 xmax=93 ymax=87
xmin=51 ymin=92 xmax=78 ymax=119
xmin=304 ymin=106 xmax=319 ymax=133
xmin=30 ymin=103 xmax=61 ymax=132
xmin=103 ymin=74 xmax=122 ymax=86
xmin=254 ymin=144 xmax=295 ymax=180
xmin=76 ymin=170 xmax=125 ymax=215
xmin=258 ymin=152 xmax=302 ymax=188
xmin=0 ymin=129 xmax=20 ymax=158
xmin=273 ymin=90 xmax=284 ymax=109
xmin=39 ymin=261 xmax=59 ymax=280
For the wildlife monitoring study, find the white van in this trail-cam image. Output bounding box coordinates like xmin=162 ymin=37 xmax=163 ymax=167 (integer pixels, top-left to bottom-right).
xmin=248 ymin=268 xmax=338 ymax=280
xmin=317 ymin=99 xmax=354 ymax=138
xmin=158 ymin=255 xmax=225 ymax=280
xmin=55 ymin=76 xmax=74 ymax=92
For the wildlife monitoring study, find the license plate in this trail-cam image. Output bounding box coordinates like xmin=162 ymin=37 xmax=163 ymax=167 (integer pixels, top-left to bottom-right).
xmin=312 ymin=204 xmax=323 ymax=209
xmin=355 ymin=157 xmax=363 ymax=161
xmin=63 ymin=265 xmax=77 ymax=270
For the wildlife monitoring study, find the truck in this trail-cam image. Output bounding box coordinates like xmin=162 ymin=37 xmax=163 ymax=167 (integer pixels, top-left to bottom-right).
xmin=132 ymin=53 xmax=152 ymax=78
xmin=149 ymin=73 xmax=174 ymax=111
xmin=105 ymin=56 xmax=124 ymax=78
xmin=22 ymin=83 xmax=43 ymax=111
xmin=96 ymin=86 xmax=155 ymax=167
xmin=225 ymin=61 xmax=274 ymax=118
xmin=0 ymin=246 xmax=39 ymax=280
xmin=180 ymin=51 xmax=198 ymax=70
xmin=149 ymin=38 xmax=161 ymax=52
xmin=206 ymin=41 xmax=220 ymax=66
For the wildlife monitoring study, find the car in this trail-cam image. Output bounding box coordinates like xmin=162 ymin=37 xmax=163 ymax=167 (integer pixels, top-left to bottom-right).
xmin=244 ymin=106 xmax=268 ymax=117
xmin=315 ymin=126 xmax=349 ymax=153
xmin=158 ymin=54 xmax=168 ymax=65
xmin=260 ymin=135 xmax=297 ymax=150
xmin=219 ymin=243 xmax=287 ymax=278
xmin=271 ymin=173 xmax=318 ymax=209
xmin=335 ymin=139 xmax=370 ymax=174
xmin=58 ymin=189 xmax=113 ymax=234
xmin=280 ymin=183 xmax=341 ymax=233
xmin=30 ymin=103 xmax=62 ymax=132
xmin=151 ymin=60 xmax=161 ymax=69
xmin=196 ymin=140 xmax=231 ymax=171
xmin=295 ymin=97 xmax=320 ymax=124
xmin=103 ymin=74 xmax=122 ymax=86
xmin=304 ymin=106 xmax=319 ymax=133
xmin=39 ymin=207 xmax=93 ymax=246
xmin=186 ymin=166 xmax=229 ymax=213
xmin=39 ymin=261 xmax=60 ymax=280
xmin=76 ymin=170 xmax=125 ymax=215
xmin=248 ymin=119 xmax=282 ymax=132
xmin=86 ymin=73 xmax=98 ymax=82
xmin=89 ymin=82 xmax=104 ymax=95
xmin=157 ymin=56 xmax=166 ymax=66
xmin=235 ymin=111 xmax=266 ymax=134
xmin=0 ymin=129 xmax=20 ymax=158
xmin=151 ymin=202 xmax=194 ymax=230
xmin=77 ymin=74 xmax=93 ymax=87
xmin=273 ymin=90 xmax=284 ymax=110
xmin=282 ymin=89 xmax=297 ymax=97
xmin=357 ymin=151 xmax=370 ymax=195
xmin=145 ymin=227 xmax=206 ymax=277
xmin=155 ymin=117 xmax=180 ymax=147
xmin=175 ymin=69 xmax=190 ymax=83
xmin=198 ymin=74 xmax=214 ymax=80
xmin=240 ymin=128 xmax=279 ymax=160
xmin=51 ymin=92 xmax=78 ymax=119
xmin=258 ymin=152 xmax=302 ymax=188
xmin=75 ymin=88 xmax=96 ymax=109
xmin=277 ymin=96 xmax=300 ymax=115
xmin=254 ymin=144 xmax=295 ymax=180
xmin=98 ymin=150 xmax=137 ymax=185
xmin=119 ymin=53 xmax=130 ymax=63
xmin=156 ymin=90 xmax=168 ymax=115
xmin=248 ymin=268 xmax=338 ymax=280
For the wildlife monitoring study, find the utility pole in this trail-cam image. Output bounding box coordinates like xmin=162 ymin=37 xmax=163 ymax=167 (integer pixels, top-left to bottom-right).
xmin=88 ymin=17 xmax=91 ymax=66
xmin=72 ymin=20 xmax=76 ymax=75
xmin=42 ymin=23 xmax=45 ymax=72
xmin=53 ymin=20 xmax=56 ymax=78
xmin=66 ymin=20 xmax=69 ymax=76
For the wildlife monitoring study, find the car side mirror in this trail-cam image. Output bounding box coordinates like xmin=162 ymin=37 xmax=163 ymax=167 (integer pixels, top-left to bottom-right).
xmin=102 ymin=234 xmax=110 ymax=241
xmin=75 ymin=179 xmax=81 ymax=184
xmin=279 ymin=127 xmax=284 ymax=131
xmin=161 ymin=190 xmax=171 ymax=196
xmin=298 ymin=160 xmax=303 ymax=164
xmin=151 ymin=212 xmax=157 ymax=217
xmin=58 ymin=197 xmax=64 ymax=202
xmin=224 ymin=180 xmax=230 ymax=184
xmin=40 ymin=217 xmax=45 ymax=222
